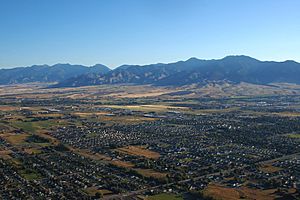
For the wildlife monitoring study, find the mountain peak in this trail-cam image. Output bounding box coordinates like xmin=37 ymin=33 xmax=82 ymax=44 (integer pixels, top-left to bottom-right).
xmin=222 ymin=55 xmax=258 ymax=61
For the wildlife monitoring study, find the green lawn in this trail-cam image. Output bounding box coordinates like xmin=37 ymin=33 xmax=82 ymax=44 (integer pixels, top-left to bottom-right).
xmin=11 ymin=119 xmax=64 ymax=133
xmin=19 ymin=169 xmax=42 ymax=180
xmin=286 ymin=133 xmax=300 ymax=138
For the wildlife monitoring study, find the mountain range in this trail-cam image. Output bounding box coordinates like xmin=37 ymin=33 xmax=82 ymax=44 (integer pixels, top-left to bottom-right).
xmin=1 ymin=56 xmax=300 ymax=87
xmin=0 ymin=63 xmax=110 ymax=85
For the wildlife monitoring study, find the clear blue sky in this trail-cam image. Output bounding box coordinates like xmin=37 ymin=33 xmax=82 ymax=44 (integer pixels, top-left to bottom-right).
xmin=0 ymin=0 xmax=299 ymax=68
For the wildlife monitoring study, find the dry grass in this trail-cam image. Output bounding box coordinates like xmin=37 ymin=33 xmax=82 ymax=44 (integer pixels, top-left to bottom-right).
xmin=259 ymin=164 xmax=283 ymax=173
xmin=23 ymin=148 xmax=42 ymax=154
xmin=116 ymin=145 xmax=160 ymax=159
xmin=102 ymin=115 xmax=157 ymax=124
xmin=0 ymin=150 xmax=12 ymax=160
xmin=73 ymin=112 xmax=110 ymax=117
xmin=71 ymin=148 xmax=112 ymax=161
xmin=105 ymin=104 xmax=188 ymax=113
xmin=0 ymin=133 xmax=29 ymax=145
xmin=0 ymin=105 xmax=20 ymax=111
xmin=111 ymin=160 xmax=135 ymax=168
xmin=203 ymin=184 xmax=276 ymax=200
xmin=273 ymin=112 xmax=300 ymax=117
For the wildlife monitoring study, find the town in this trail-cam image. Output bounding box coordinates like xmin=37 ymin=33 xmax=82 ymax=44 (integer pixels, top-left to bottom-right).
xmin=0 ymin=84 xmax=300 ymax=199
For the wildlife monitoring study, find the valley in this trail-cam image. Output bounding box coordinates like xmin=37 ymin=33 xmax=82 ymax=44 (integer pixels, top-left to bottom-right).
xmin=0 ymin=83 xmax=300 ymax=199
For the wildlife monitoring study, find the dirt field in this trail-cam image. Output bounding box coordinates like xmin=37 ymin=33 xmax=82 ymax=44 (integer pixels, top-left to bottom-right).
xmin=116 ymin=146 xmax=160 ymax=159
xmin=203 ymin=184 xmax=277 ymax=200
xmin=259 ymin=164 xmax=283 ymax=173
xmin=111 ymin=160 xmax=135 ymax=168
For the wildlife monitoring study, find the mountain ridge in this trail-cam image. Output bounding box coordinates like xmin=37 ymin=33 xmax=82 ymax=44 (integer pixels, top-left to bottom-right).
xmin=1 ymin=56 xmax=300 ymax=87
xmin=54 ymin=55 xmax=300 ymax=87
xmin=0 ymin=63 xmax=111 ymax=84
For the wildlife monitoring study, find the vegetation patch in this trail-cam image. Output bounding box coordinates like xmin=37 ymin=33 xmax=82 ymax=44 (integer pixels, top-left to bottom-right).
xmin=285 ymin=133 xmax=300 ymax=138
xmin=26 ymin=134 xmax=50 ymax=143
xmin=19 ymin=169 xmax=42 ymax=181
xmin=84 ymin=187 xmax=113 ymax=197
xmin=134 ymin=168 xmax=167 ymax=180
xmin=1 ymin=133 xmax=29 ymax=145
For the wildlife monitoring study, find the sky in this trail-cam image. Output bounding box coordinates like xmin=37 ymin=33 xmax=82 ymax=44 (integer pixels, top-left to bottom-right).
xmin=0 ymin=0 xmax=300 ymax=69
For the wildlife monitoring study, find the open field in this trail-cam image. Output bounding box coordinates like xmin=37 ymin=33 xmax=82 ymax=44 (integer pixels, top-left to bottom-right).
xmin=134 ymin=168 xmax=167 ymax=179
xmin=116 ymin=146 xmax=160 ymax=159
xmin=285 ymin=133 xmax=300 ymax=138
xmin=105 ymin=104 xmax=189 ymax=113
xmin=203 ymin=184 xmax=277 ymax=200
xmin=0 ymin=133 xmax=30 ymax=145
xmin=11 ymin=119 xmax=66 ymax=133
xmin=111 ymin=160 xmax=135 ymax=168
xmin=259 ymin=164 xmax=283 ymax=173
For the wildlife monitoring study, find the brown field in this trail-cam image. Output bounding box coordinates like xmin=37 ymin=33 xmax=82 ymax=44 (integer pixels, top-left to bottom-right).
xmin=71 ymin=148 xmax=112 ymax=161
xmin=116 ymin=146 xmax=160 ymax=159
xmin=0 ymin=133 xmax=29 ymax=145
xmin=203 ymin=184 xmax=276 ymax=200
xmin=259 ymin=164 xmax=283 ymax=173
xmin=105 ymin=104 xmax=188 ymax=113
xmin=134 ymin=168 xmax=167 ymax=179
xmin=273 ymin=112 xmax=300 ymax=117
xmin=73 ymin=112 xmax=110 ymax=117
xmin=117 ymin=90 xmax=175 ymax=98
xmin=97 ymin=115 xmax=157 ymax=124
xmin=24 ymin=148 xmax=42 ymax=155
xmin=0 ymin=150 xmax=12 ymax=160
xmin=110 ymin=160 xmax=135 ymax=168
xmin=0 ymin=105 xmax=20 ymax=111
xmin=72 ymin=147 xmax=136 ymax=168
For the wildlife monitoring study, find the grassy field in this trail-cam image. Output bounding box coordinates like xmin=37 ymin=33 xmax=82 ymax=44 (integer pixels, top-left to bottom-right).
xmin=285 ymin=133 xmax=300 ymax=138
xmin=19 ymin=169 xmax=42 ymax=181
xmin=134 ymin=168 xmax=167 ymax=179
xmin=11 ymin=120 xmax=65 ymax=133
